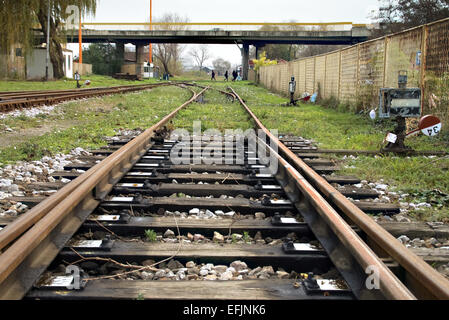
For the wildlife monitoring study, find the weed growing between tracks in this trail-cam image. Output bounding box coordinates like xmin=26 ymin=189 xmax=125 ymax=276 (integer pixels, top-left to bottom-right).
xmin=172 ymin=89 xmax=254 ymax=133
xmin=0 ymin=86 xmax=191 ymax=164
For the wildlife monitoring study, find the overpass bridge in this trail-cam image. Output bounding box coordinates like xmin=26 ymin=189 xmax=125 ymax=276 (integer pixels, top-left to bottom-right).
xmin=63 ymin=26 xmax=370 ymax=45
xmin=43 ymin=22 xmax=371 ymax=79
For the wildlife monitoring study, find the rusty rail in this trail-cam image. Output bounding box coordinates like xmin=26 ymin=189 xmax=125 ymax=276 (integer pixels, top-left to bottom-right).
xmin=0 ymin=85 xmax=207 ymax=299
xmin=230 ymin=88 xmax=449 ymax=299
xmin=229 ymin=86 xmax=449 ymax=300
xmin=0 ymin=82 xmax=175 ymax=251
xmin=0 ymin=83 xmax=171 ymax=112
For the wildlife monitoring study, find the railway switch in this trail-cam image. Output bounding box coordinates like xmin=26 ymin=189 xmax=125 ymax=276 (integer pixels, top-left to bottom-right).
xmin=378 ymin=71 xmax=421 ymax=152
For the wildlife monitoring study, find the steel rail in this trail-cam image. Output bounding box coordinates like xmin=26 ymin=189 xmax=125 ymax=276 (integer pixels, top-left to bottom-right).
xmin=230 ymin=86 xmax=449 ymax=300
xmin=230 ymin=87 xmax=417 ymax=300
xmin=182 ymin=83 xmax=236 ymax=100
xmin=0 ymin=84 xmax=162 ymax=99
xmin=0 ymin=84 xmax=154 ymax=98
xmin=0 ymin=82 xmax=174 ymax=251
xmin=0 ymin=83 xmax=171 ymax=112
xmin=0 ymin=86 xmax=207 ymax=299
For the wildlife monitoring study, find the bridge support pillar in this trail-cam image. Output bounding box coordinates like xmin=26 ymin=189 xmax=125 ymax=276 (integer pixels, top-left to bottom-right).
xmin=135 ymin=44 xmax=147 ymax=79
xmin=242 ymin=43 xmax=249 ymax=81
xmin=255 ymin=45 xmax=265 ymax=59
xmin=136 ymin=44 xmax=147 ymax=64
xmin=116 ymin=42 xmax=125 ymax=65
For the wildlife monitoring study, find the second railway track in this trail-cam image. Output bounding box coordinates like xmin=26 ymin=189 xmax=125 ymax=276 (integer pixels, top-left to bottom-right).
xmin=0 ymin=83 xmax=172 ymax=112
xmin=0 ymin=85 xmax=449 ymax=300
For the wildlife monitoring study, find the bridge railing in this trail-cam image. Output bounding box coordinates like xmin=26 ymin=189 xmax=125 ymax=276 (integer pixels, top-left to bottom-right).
xmin=79 ymin=22 xmax=365 ymax=32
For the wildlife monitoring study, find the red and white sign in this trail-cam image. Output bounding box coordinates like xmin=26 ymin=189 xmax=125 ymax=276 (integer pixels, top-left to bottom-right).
xmin=419 ymin=115 xmax=441 ymax=137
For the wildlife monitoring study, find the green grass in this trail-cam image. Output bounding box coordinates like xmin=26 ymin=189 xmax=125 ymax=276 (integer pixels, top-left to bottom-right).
xmin=217 ymin=81 xmax=449 ymax=222
xmin=340 ymin=156 xmax=449 ymax=193
xmin=227 ymin=83 xmax=449 ymax=152
xmin=0 ymin=86 xmax=190 ymax=164
xmin=243 ymin=231 xmax=251 ymax=244
xmin=0 ymin=74 xmax=158 ymax=92
xmin=340 ymin=155 xmax=449 ymax=221
xmin=172 ymin=89 xmax=254 ymax=133
xmin=144 ymin=229 xmax=158 ymax=242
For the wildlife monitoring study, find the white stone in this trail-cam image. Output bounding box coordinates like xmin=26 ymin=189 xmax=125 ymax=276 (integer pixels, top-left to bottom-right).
xmin=226 ymin=267 xmax=236 ymax=274
xmin=213 ymin=232 xmax=224 ymax=242
xmin=398 ymin=235 xmax=410 ymax=244
xmin=164 ymin=229 xmax=175 ymax=238
xmin=189 ymin=208 xmax=200 ymax=215
xmin=376 ymin=184 xmax=388 ymax=191
xmin=230 ymin=260 xmax=248 ymax=272
xmin=213 ymin=265 xmax=228 ymax=274
xmin=199 ymin=269 xmax=209 ymax=276
xmin=224 ymin=211 xmax=235 ymax=217
xmin=255 ymin=212 xmax=266 ymax=220
xmin=220 ymin=271 xmax=233 ymax=281
xmin=141 ymin=271 xmax=153 ymax=280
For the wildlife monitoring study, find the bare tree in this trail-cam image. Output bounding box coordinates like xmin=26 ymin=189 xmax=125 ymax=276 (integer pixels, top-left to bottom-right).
xmin=152 ymin=13 xmax=188 ymax=75
xmin=212 ymin=58 xmax=231 ymax=75
xmin=189 ymin=45 xmax=211 ymax=72
xmin=372 ymin=0 xmax=449 ymax=37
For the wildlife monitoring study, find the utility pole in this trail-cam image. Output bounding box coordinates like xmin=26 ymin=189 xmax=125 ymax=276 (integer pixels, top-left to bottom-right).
xmin=79 ymin=12 xmax=83 ymax=64
xmin=45 ymin=0 xmax=51 ymax=81
xmin=149 ymin=0 xmax=153 ymax=64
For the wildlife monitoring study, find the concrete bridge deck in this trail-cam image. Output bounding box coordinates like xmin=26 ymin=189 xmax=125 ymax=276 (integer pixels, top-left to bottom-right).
xmin=58 ymin=28 xmax=370 ymax=45
xmin=37 ymin=25 xmax=370 ymax=80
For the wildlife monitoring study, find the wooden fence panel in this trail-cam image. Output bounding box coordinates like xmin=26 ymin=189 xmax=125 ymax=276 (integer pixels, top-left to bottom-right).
xmin=257 ymin=18 xmax=448 ymax=126
xmin=340 ymin=46 xmax=358 ymax=104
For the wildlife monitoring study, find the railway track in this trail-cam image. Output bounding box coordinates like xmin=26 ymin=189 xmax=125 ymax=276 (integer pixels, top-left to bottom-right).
xmin=0 ymin=85 xmax=449 ymax=300
xmin=0 ymin=83 xmax=171 ymax=112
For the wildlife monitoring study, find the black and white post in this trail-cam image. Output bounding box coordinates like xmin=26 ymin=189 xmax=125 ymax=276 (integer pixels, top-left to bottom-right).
xmin=45 ymin=0 xmax=51 ymax=81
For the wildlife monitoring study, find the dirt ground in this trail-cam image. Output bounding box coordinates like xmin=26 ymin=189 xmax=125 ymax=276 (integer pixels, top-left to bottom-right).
xmin=0 ymin=120 xmax=83 ymax=147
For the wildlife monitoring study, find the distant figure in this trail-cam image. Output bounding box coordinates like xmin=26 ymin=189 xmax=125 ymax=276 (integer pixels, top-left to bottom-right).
xmin=211 ymin=70 xmax=216 ymax=81
xmin=232 ymin=70 xmax=237 ymax=81
xmin=224 ymin=70 xmax=229 ymax=82
xmin=74 ymin=71 xmax=81 ymax=88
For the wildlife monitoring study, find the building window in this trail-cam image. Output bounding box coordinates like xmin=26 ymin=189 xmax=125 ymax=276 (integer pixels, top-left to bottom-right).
xmin=67 ymin=57 xmax=71 ymax=71
xmin=15 ymin=48 xmax=22 ymax=57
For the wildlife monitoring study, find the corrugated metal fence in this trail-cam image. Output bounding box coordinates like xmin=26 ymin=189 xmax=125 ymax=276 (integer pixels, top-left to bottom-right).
xmin=259 ymin=18 xmax=449 ymax=126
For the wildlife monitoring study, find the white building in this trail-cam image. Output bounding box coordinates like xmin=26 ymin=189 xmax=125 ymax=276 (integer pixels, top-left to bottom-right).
xmin=26 ymin=47 xmax=74 ymax=80
xmin=62 ymin=49 xmax=74 ymax=79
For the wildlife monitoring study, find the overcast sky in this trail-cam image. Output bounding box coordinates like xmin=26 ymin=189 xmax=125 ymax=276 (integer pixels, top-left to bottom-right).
xmin=69 ymin=0 xmax=380 ymax=67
